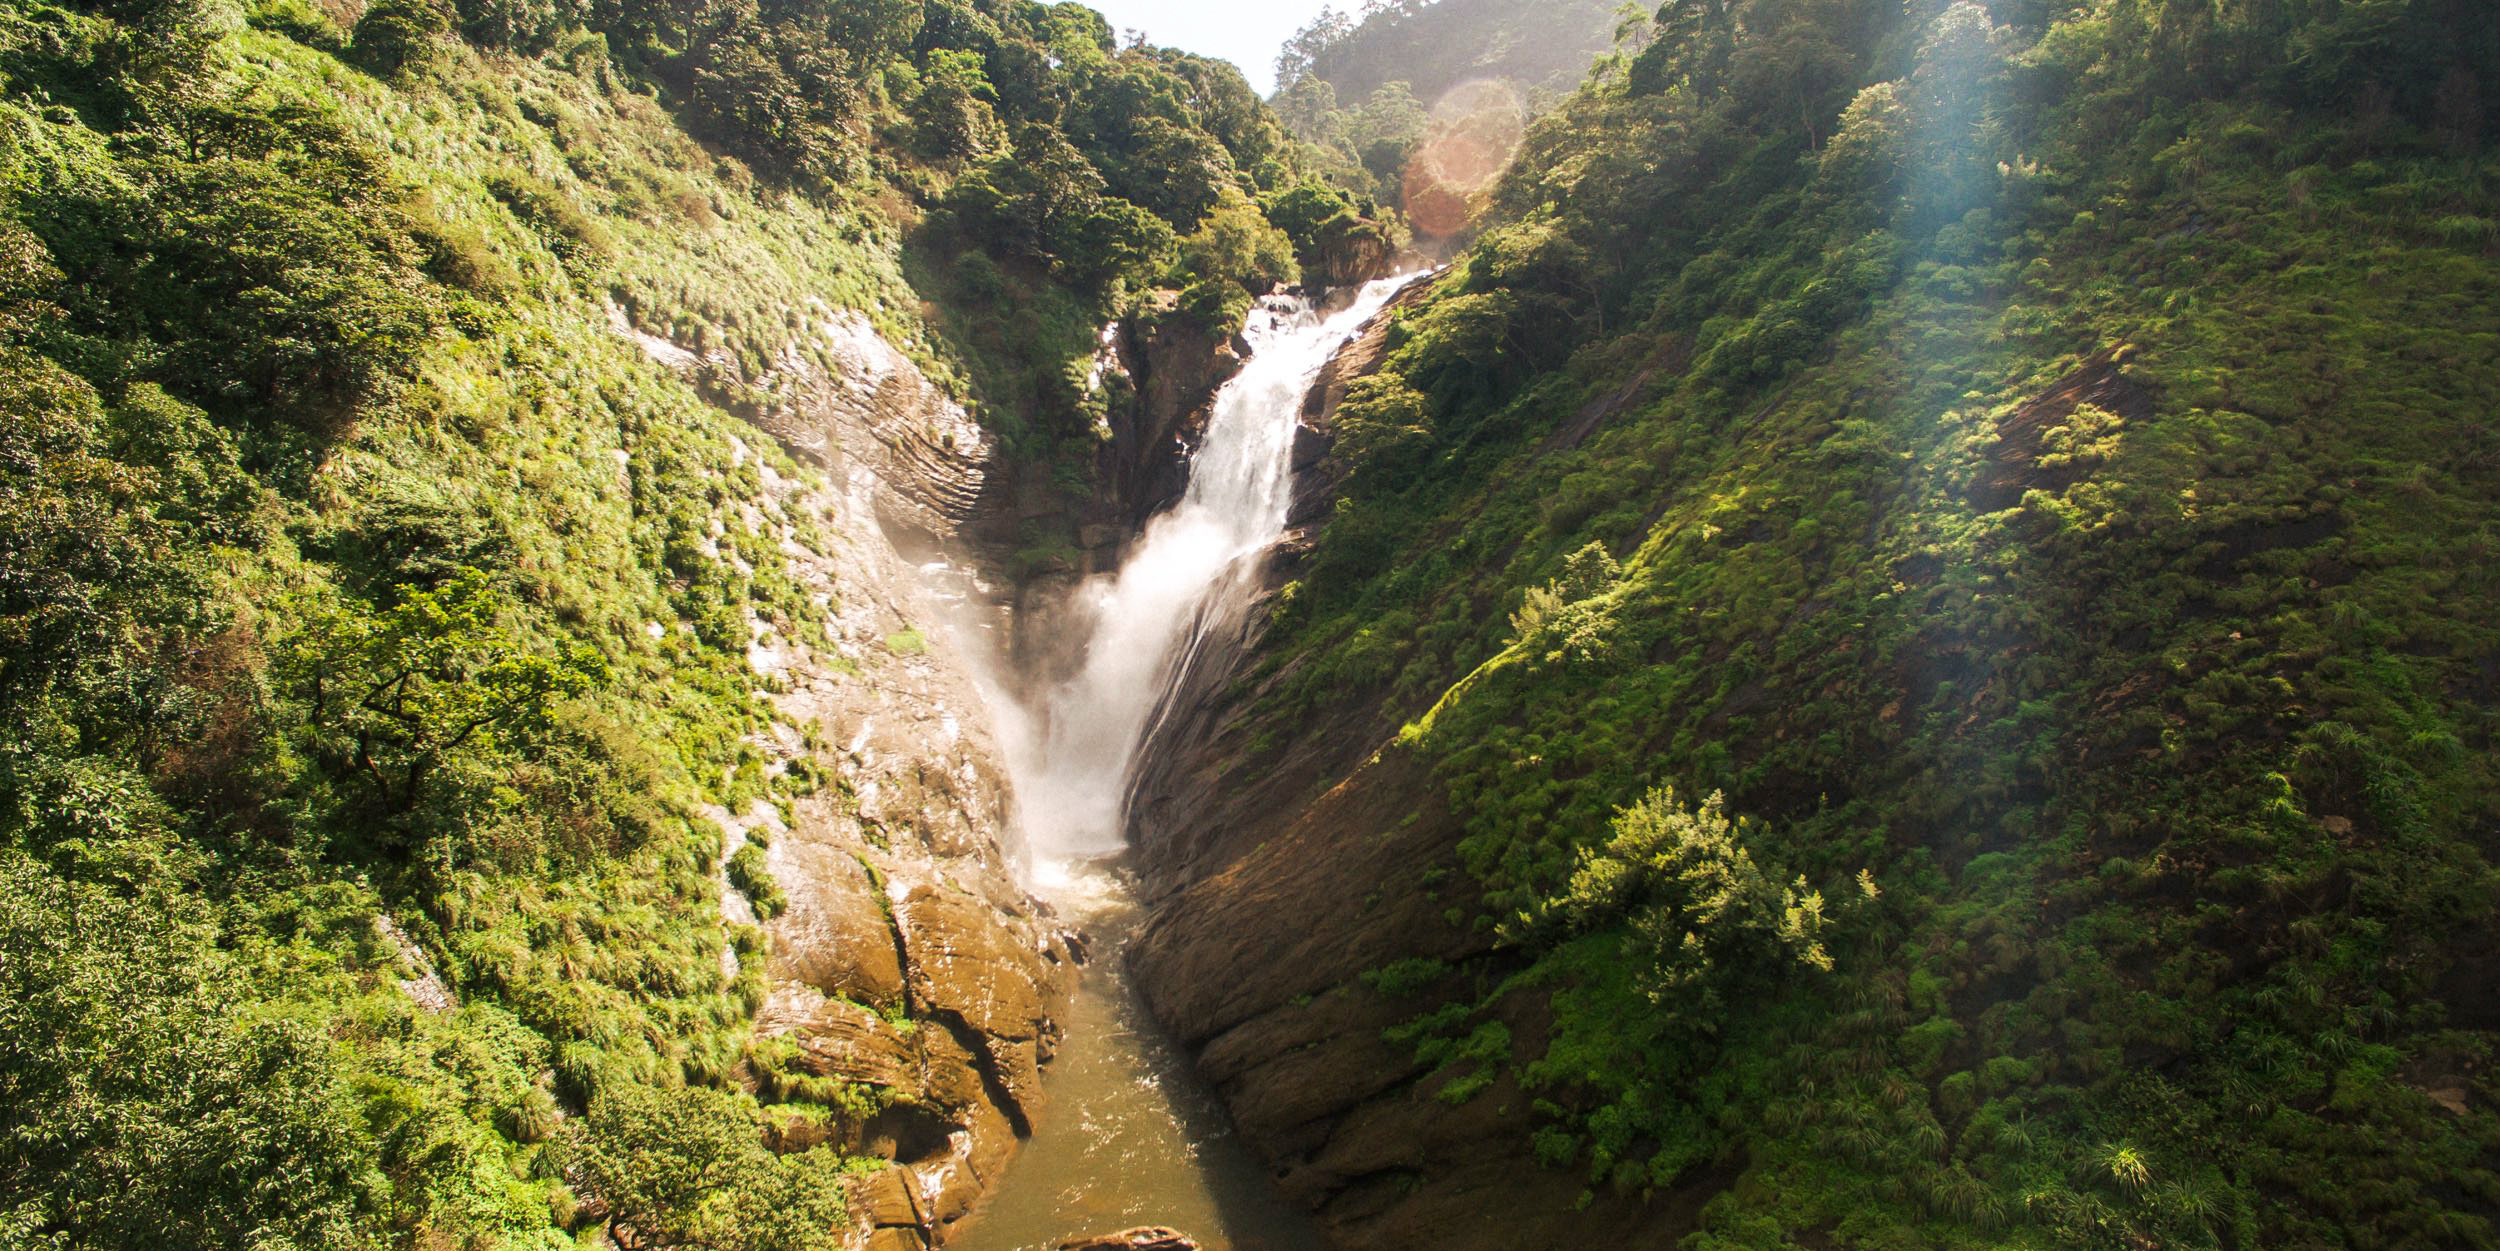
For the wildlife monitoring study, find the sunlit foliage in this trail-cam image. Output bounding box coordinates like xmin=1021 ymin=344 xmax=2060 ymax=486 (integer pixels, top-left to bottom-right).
xmin=1261 ymin=0 xmax=2500 ymax=1245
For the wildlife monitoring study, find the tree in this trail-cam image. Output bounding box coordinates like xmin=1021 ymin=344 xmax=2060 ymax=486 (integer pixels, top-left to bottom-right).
xmin=564 ymin=1085 xmax=849 ymax=1251
xmin=278 ymin=569 xmax=602 ymax=848
xmin=1261 ymin=182 xmax=1353 ymax=252
xmin=452 ymin=0 xmax=589 ymax=53
xmin=811 ymin=0 xmax=921 ymax=64
xmin=1627 ymin=0 xmax=1736 ymax=98
xmin=1068 ymin=197 xmax=1176 ymax=300
xmin=1817 ymin=79 xmax=1911 ymax=197
xmin=949 ymin=125 xmax=1109 ymax=262
xmin=1275 ymin=4 xmax=1354 ymax=89
xmin=1725 ymin=0 xmax=1859 ymax=146
xmin=1107 ymin=115 xmax=1232 ymax=229
xmin=106 ymin=0 xmax=239 ymax=146
xmin=0 ymin=854 xmax=381 ymax=1251
xmin=1272 ymin=74 xmax=1343 ymax=146
xmin=1345 ymin=81 xmax=1426 ymax=201
xmin=1554 ymin=787 xmax=1851 ymax=1011
xmin=0 ymin=354 xmax=171 ymax=718
xmin=1391 ymin=288 xmax=1528 ymax=412
xmin=1907 ymin=1 xmax=2006 ymax=218
xmin=909 ymin=47 xmax=1004 ymax=159
xmin=683 ymin=13 xmax=868 ymax=183
xmin=1262 ymin=181 xmax=1394 ymax=287
xmin=1478 ymin=212 xmax=1609 ymax=332
xmin=351 ymin=0 xmax=453 ymax=76
xmin=1164 ymin=53 xmax=1279 ymax=174
xmin=1176 ymin=187 xmax=1299 ymax=296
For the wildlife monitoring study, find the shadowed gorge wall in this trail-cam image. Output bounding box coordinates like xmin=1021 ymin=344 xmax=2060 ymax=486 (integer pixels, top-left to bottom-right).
xmin=1128 ymin=1 xmax=2500 ymax=1248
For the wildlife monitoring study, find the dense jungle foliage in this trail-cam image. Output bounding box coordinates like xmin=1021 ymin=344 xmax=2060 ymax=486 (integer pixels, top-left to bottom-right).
xmin=0 ymin=0 xmax=1371 ymax=1246
xmin=1249 ymin=0 xmax=2500 ymax=1246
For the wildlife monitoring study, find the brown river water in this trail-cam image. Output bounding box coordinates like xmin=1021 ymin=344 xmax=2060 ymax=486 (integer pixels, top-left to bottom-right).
xmin=943 ymin=866 xmax=1328 ymax=1251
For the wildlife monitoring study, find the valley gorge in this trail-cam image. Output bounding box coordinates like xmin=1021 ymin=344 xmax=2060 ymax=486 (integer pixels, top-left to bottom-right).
xmin=2 ymin=1 xmax=2496 ymax=1251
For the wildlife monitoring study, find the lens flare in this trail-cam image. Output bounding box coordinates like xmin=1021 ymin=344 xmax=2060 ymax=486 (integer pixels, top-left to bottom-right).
xmin=1403 ymin=79 xmax=1527 ymax=238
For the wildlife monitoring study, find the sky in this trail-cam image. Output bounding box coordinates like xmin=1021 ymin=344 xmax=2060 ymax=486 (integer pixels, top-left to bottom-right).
xmin=1070 ymin=0 xmax=1345 ymax=96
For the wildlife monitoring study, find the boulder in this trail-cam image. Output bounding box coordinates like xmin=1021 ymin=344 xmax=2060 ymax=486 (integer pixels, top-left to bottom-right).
xmin=1055 ymin=1228 xmax=1201 ymax=1251
xmin=894 ymin=883 xmax=1051 ymax=1042
xmin=864 ymin=1227 xmax=929 ymax=1251
xmin=766 ymin=841 xmax=906 ymax=1005
xmin=854 ymin=1166 xmax=923 ymax=1229
xmin=753 ymin=987 xmax=917 ymax=1089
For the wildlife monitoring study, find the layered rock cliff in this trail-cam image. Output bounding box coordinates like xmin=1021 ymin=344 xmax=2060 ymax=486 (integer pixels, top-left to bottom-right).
xmin=1127 ymin=753 xmax=1702 ymax=1249
xmin=622 ymin=308 xmax=1080 ymax=1251
xmin=684 ymin=277 xmax=1353 ymax=1250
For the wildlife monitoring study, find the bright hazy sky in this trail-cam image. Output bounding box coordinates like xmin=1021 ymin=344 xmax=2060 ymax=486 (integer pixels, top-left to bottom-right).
xmin=1071 ymin=0 xmax=1345 ymax=96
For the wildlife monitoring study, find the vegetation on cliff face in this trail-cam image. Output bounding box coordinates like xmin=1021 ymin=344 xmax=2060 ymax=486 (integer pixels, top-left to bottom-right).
xmin=1249 ymin=0 xmax=2500 ymax=1245
xmin=0 ymin=0 xmax=1350 ymax=1246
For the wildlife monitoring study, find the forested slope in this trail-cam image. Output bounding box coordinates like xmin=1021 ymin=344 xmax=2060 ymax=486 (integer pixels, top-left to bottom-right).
xmin=1133 ymin=1 xmax=2500 ymax=1247
xmin=1271 ymin=0 xmax=1624 ymax=228
xmin=1276 ymin=0 xmax=1625 ymax=108
xmin=0 ymin=1 xmax=1381 ymax=1247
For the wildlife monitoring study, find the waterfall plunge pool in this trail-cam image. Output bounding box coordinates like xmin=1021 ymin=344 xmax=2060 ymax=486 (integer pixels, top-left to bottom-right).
xmin=942 ymin=864 xmax=1326 ymax=1251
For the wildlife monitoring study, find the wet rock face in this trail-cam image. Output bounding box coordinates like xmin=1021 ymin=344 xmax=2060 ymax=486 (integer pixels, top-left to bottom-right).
xmin=769 ymin=839 xmax=908 ymax=1004
xmin=622 ymin=307 xmax=1074 ymax=1251
xmin=1101 ymin=312 xmax=1246 ymax=530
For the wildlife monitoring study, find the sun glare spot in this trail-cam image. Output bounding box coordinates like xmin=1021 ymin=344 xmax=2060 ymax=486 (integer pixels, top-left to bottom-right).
xmin=1404 ymin=78 xmax=1527 ymax=237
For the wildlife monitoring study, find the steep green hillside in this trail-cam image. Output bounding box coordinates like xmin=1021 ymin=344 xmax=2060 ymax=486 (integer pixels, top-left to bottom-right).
xmin=1233 ymin=0 xmax=2500 ymax=1245
xmin=0 ymin=0 xmax=1361 ymax=1247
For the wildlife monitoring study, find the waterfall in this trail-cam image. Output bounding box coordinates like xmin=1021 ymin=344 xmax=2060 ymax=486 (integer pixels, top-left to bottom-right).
xmin=945 ymin=278 xmax=1420 ymax=1251
xmin=1007 ymin=276 xmax=1419 ymax=876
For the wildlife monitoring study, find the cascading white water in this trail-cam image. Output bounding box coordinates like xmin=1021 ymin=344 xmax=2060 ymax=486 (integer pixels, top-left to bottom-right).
xmin=1009 ymin=276 xmax=1419 ymax=875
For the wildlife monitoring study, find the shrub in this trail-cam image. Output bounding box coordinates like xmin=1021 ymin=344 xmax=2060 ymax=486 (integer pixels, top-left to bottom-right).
xmin=1553 ymin=788 xmax=1851 ymax=1005
xmin=31 ymin=145 xmax=440 ymax=446
xmin=0 ymin=854 xmax=380 ymax=1251
xmin=352 ymin=0 xmax=452 ymax=76
xmin=501 ymin=1086 xmax=563 ymax=1142
xmin=726 ymin=843 xmax=785 ymax=918
xmin=484 ymin=170 xmax=613 ymax=263
xmin=0 ymin=356 xmax=170 ymax=715
xmin=563 ymin=1085 xmax=849 ymax=1251
xmin=406 ymin=196 xmax=523 ymax=295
